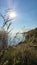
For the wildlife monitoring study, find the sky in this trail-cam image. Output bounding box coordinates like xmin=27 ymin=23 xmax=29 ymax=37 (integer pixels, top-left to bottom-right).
xmin=0 ymin=0 xmax=37 ymax=33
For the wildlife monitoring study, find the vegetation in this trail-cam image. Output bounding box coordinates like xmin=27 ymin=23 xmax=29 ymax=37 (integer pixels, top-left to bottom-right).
xmin=0 ymin=46 xmax=37 ymax=65
xmin=0 ymin=31 xmax=8 ymax=49
xmin=25 ymin=28 xmax=37 ymax=46
xmin=0 ymin=28 xmax=37 ymax=65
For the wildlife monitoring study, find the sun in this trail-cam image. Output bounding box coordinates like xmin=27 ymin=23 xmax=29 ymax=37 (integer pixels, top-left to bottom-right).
xmin=9 ymin=11 xmax=16 ymax=19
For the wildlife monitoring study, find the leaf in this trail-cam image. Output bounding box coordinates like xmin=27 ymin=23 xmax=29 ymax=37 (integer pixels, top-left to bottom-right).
xmin=8 ymin=28 xmax=13 ymax=34
xmin=7 ymin=23 xmax=12 ymax=30
xmin=0 ymin=13 xmax=5 ymax=21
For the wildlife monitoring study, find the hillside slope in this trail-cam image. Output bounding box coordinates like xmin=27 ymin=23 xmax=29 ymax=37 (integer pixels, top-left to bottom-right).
xmin=16 ymin=28 xmax=37 ymax=47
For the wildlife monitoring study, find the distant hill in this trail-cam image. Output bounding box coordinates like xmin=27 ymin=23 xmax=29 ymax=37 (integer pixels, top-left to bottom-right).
xmin=16 ymin=28 xmax=37 ymax=47
xmin=25 ymin=28 xmax=37 ymax=44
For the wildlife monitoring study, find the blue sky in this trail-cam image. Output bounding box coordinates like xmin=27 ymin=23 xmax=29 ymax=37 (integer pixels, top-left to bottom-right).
xmin=0 ymin=0 xmax=37 ymax=32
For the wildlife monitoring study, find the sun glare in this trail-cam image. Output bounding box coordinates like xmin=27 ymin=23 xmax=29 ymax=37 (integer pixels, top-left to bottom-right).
xmin=9 ymin=11 xmax=16 ymax=19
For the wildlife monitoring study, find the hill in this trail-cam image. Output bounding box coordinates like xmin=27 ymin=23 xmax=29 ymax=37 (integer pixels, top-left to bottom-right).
xmin=25 ymin=28 xmax=37 ymax=46
xmin=17 ymin=28 xmax=37 ymax=45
